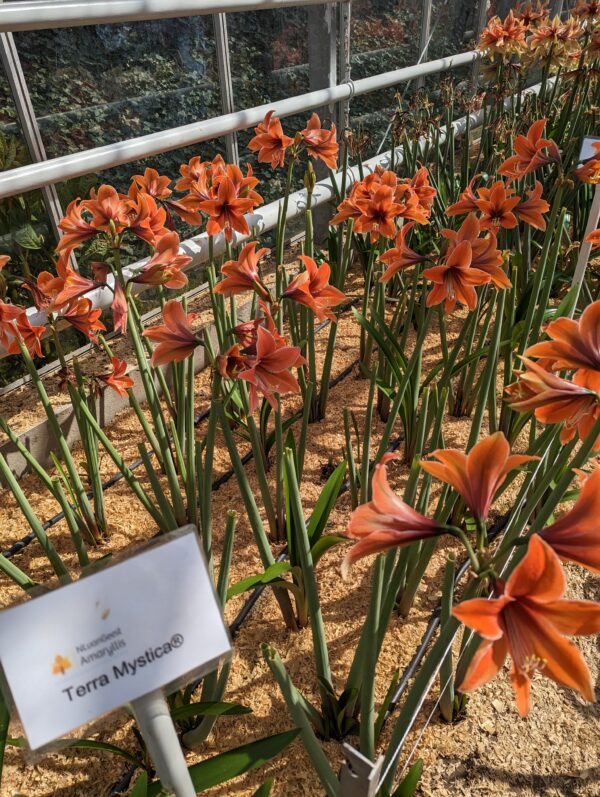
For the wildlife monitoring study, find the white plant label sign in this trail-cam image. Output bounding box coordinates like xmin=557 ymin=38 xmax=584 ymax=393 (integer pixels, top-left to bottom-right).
xmin=0 ymin=529 xmax=231 ymax=750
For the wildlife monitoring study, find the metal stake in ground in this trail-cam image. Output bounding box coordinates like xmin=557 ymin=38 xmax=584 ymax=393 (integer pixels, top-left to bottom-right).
xmin=570 ymin=137 xmax=600 ymax=314
xmin=340 ymin=743 xmax=384 ymax=797
xmin=131 ymin=689 xmax=196 ymax=797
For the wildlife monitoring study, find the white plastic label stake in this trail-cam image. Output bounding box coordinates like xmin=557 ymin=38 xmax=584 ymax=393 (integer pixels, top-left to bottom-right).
xmin=0 ymin=528 xmax=231 ymax=750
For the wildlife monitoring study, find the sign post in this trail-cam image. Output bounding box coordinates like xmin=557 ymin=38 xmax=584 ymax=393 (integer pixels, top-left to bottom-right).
xmin=0 ymin=527 xmax=231 ymax=796
xmin=570 ymin=136 xmax=600 ymax=315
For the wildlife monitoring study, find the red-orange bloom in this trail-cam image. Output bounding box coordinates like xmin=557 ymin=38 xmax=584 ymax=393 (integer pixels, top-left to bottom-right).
xmin=475 ymin=181 xmax=521 ymax=230
xmin=131 ymin=232 xmax=191 ymax=290
xmin=0 ymin=255 xmax=10 ymax=271
xmin=213 ymin=241 xmax=270 ymax=301
xmin=506 ymin=358 xmax=600 ymax=448
xmin=454 ymin=535 xmax=600 ymax=716
xmin=498 ymin=119 xmax=561 ymax=180
xmin=57 ymin=199 xmax=98 ymax=256
xmin=282 ymin=255 xmax=345 ymax=322
xmin=99 ymin=357 xmax=134 ymax=398
xmin=53 ymin=266 xmax=97 ymax=308
xmin=441 ymin=214 xmax=510 ymax=289
xmin=62 ymin=298 xmax=106 ymax=342
xmin=0 ymin=301 xmax=23 ymax=352
xmin=22 ymin=270 xmax=66 ymax=312
xmin=525 ymin=300 xmax=600 ymax=389
xmin=126 ymin=193 xmax=168 ymax=246
xmin=514 ymin=181 xmax=550 ymax=230
xmin=379 ymin=223 xmax=427 ymax=283
xmin=539 ymin=467 xmax=600 ymax=574
xmin=423 ymin=240 xmax=491 ymax=314
xmin=82 ymin=185 xmax=130 ymax=234
xmin=238 ymin=325 xmax=304 ymax=413
xmin=129 ymin=167 xmax=172 ymax=200
xmin=0 ymin=303 xmax=45 ymax=358
xmin=587 ymin=229 xmax=600 ymax=250
xmin=216 ymin=343 xmax=248 ymax=380
xmin=342 ymin=453 xmax=447 ymax=577
xmin=199 ymin=176 xmax=254 ymax=241
xmin=408 ymin=166 xmax=437 ymax=217
xmin=248 ymin=111 xmax=294 ymax=169
xmin=354 ymin=185 xmax=403 ymax=243
xmin=301 ymin=112 xmax=338 ymax=169
xmin=479 ymin=12 xmax=527 ymax=54
xmin=421 ymin=432 xmax=537 ymax=521
xmin=143 ymin=300 xmax=201 ymax=367
xmin=446 ymin=177 xmax=480 ymax=217
xmin=575 ymin=142 xmax=600 ymax=184
xmin=112 ymin=281 xmax=128 ymax=336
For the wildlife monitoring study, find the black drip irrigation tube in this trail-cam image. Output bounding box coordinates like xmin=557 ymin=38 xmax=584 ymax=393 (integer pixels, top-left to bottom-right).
xmin=1 ymin=299 xmax=360 ymax=560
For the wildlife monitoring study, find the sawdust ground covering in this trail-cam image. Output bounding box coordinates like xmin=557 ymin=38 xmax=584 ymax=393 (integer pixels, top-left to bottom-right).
xmin=1 ymin=305 xmax=600 ymax=797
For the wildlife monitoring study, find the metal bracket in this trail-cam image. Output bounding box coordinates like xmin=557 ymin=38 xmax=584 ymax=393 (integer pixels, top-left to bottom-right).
xmin=340 ymin=743 xmax=384 ymax=797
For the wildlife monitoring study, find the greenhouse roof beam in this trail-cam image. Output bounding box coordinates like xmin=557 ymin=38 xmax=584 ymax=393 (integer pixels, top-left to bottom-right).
xmin=0 ymin=50 xmax=479 ymax=200
xmin=0 ymin=0 xmax=341 ymax=32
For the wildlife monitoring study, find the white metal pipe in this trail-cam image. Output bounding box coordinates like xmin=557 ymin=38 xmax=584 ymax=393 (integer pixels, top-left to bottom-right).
xmin=570 ymin=183 xmax=600 ymax=313
xmin=0 ymin=0 xmax=340 ymax=32
xmin=0 ymin=51 xmax=478 ymax=200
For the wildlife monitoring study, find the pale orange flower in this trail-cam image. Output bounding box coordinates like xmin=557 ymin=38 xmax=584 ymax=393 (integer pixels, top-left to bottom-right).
xmin=62 ymin=298 xmax=106 ymax=342
xmin=238 ymin=326 xmax=304 ymax=412
xmin=586 ymin=229 xmax=600 ymax=250
xmin=479 ymin=12 xmax=527 ymax=55
xmin=213 ymin=241 xmax=270 ymax=301
xmin=498 ymin=119 xmax=560 ymax=180
xmin=248 ymin=110 xmax=294 ymax=168
xmin=379 ymin=223 xmax=427 ymax=283
xmin=100 ymin=357 xmax=134 ymax=398
xmin=57 ymin=199 xmax=98 ymax=256
xmin=82 ymin=185 xmax=130 ymax=234
xmin=129 ymin=167 xmax=172 ymax=200
xmin=575 ymin=142 xmax=600 ymax=184
xmin=282 ymin=255 xmax=346 ymax=321
xmin=130 ymin=231 xmax=191 ymax=290
xmin=143 ymin=300 xmax=201 ymax=367
xmin=301 ymin=112 xmax=338 ymax=169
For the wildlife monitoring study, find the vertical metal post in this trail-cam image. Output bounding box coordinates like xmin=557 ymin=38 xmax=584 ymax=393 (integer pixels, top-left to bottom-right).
xmin=340 ymin=743 xmax=384 ymax=797
xmin=471 ymin=0 xmax=488 ymax=85
xmin=570 ymin=183 xmax=600 ymax=314
xmin=415 ymin=0 xmax=433 ymax=90
xmin=307 ymin=2 xmax=338 ymax=241
xmin=213 ymin=12 xmax=238 ymax=164
xmin=0 ymin=28 xmax=67 ymax=249
xmin=550 ymin=0 xmax=564 ymax=16
xmin=337 ymin=0 xmax=351 ymax=132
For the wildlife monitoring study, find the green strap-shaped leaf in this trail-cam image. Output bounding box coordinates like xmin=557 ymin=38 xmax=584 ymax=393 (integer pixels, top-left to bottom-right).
xmin=392 ymin=759 xmax=423 ymax=797
xmin=8 ymin=736 xmax=143 ymax=768
xmin=171 ymin=701 xmax=252 ymax=721
xmin=226 ymin=562 xmax=293 ymax=600
xmin=310 ymin=534 xmax=347 ymax=566
xmin=129 ymin=771 xmax=148 ymax=796
xmin=252 ymin=777 xmax=274 ymax=796
xmin=306 ymin=460 xmax=347 ymax=547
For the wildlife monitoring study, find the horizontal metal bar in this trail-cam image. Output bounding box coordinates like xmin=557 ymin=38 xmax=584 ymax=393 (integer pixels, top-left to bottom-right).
xmin=0 ymin=50 xmax=478 ymax=200
xmin=0 ymin=0 xmax=340 ymax=32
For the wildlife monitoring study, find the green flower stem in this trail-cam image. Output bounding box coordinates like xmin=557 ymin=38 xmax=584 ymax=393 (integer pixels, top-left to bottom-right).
xmin=439 ymin=553 xmax=456 ymax=723
xmin=0 ymin=552 xmax=35 ymax=590
xmin=51 ymin=476 xmax=89 ymax=568
xmin=359 ymin=555 xmax=384 ymax=760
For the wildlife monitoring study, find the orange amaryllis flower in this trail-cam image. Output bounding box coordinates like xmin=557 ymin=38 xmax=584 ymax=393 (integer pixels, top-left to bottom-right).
xmin=408 ymin=166 xmax=437 ymax=217
xmin=131 ymin=231 xmax=191 ymax=290
xmin=574 ymin=0 xmax=600 ymax=20
xmin=238 ymin=326 xmax=304 ymax=413
xmin=57 ymin=199 xmax=97 ymax=256
xmin=0 ymin=305 xmax=45 ymax=358
xmin=22 ymin=270 xmax=66 ymax=312
xmin=0 ymin=255 xmax=10 ymax=272
xmin=126 ymin=193 xmax=168 ymax=246
xmin=301 ymin=112 xmax=338 ymax=169
xmin=479 ymin=12 xmax=527 ymax=55
xmin=342 ymin=453 xmax=447 ymax=577
xmin=282 ymin=255 xmax=346 ymax=322
xmin=498 ymin=119 xmax=561 ymax=180
xmin=129 ymin=167 xmax=172 ymax=200
xmin=423 ymin=240 xmax=491 ymax=314
xmin=112 ymin=281 xmax=128 ymax=336
xmin=62 ymin=298 xmax=106 ymax=343
xmin=454 ymin=535 xmax=600 ymax=716
xmin=514 ymin=181 xmax=550 ymax=230
xmin=225 ymin=163 xmax=263 ymax=210
xmin=446 ymin=177 xmax=480 ymax=217
xmin=524 ymin=299 xmax=600 ymax=389
xmin=199 ymin=176 xmax=254 ymax=241
xmin=575 ymin=142 xmax=600 ymax=184
xmin=505 ymin=358 xmax=600 ymax=448
xmin=586 ymin=229 xmax=600 ymax=250
xmin=248 ymin=111 xmax=294 ymax=168
xmin=216 ymin=343 xmax=248 ymax=380
xmin=441 ymin=214 xmax=510 ymax=290
xmin=538 ymin=466 xmax=600 ymax=574
xmin=82 ymin=185 xmax=130 ymax=234
xmin=0 ymin=301 xmax=24 ymax=351
xmin=379 ymin=223 xmax=427 ymax=283
xmin=354 ymin=185 xmax=403 ymax=243
xmin=143 ymin=300 xmax=201 ymax=367
xmin=214 ymin=241 xmax=271 ymax=301
xmin=421 ymin=432 xmax=537 ymax=521
xmin=53 ymin=266 xmax=97 ymax=308
xmin=475 ymin=181 xmax=521 ymax=230
xmin=515 ymin=2 xmax=550 ymax=27
xmin=99 ymin=357 xmax=134 ymax=398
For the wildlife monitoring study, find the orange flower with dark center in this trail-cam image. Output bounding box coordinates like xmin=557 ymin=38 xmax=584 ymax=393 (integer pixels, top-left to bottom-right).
xmin=126 ymin=193 xmax=168 ymax=246
xmin=525 ymin=300 xmax=600 ymax=388
xmin=420 ymin=432 xmax=537 ymax=521
xmin=446 ymin=177 xmax=480 ymax=217
xmin=498 ymin=119 xmax=561 ymax=180
xmin=199 ymin=176 xmax=254 ymax=241
xmin=22 ymin=270 xmax=66 ymax=312
xmin=129 ymin=167 xmax=172 ymax=200
xmin=213 ymin=241 xmax=271 ymax=301
xmin=574 ymin=0 xmax=600 ymax=20
xmin=248 ymin=111 xmax=294 ymax=168
xmin=475 ymin=181 xmax=521 ymax=230
xmin=514 ymin=181 xmax=550 ymax=230
xmin=354 ymin=184 xmax=403 ymax=243
xmin=479 ymin=12 xmax=527 ymax=54
xmin=143 ymin=300 xmax=201 ymax=366
xmin=586 ymin=229 xmax=600 ymax=250
xmin=423 ymin=240 xmax=491 ymax=314
xmin=57 ymin=199 xmax=98 ymax=256
xmin=506 ymin=358 xmax=600 ymax=447
xmin=238 ymin=325 xmax=304 ymax=413
xmin=0 ymin=304 xmax=45 ymax=358
xmin=393 ymin=183 xmax=431 ymax=225
xmin=130 ymin=231 xmax=191 ymax=290
xmin=62 ymin=298 xmax=106 ymax=343
xmin=441 ymin=214 xmax=510 ymax=289
xmin=454 ymin=535 xmax=600 ymax=716
xmin=301 ymin=112 xmax=338 ymax=170
xmin=408 ymin=166 xmax=437 ymax=217
xmin=515 ymin=1 xmax=550 ymax=26
xmin=575 ymin=142 xmax=600 ymax=184
xmin=342 ymin=452 xmax=447 ymax=577
xmin=216 ymin=343 xmax=249 ymax=380
xmin=282 ymin=255 xmax=346 ymax=322
xmin=82 ymin=185 xmax=130 ymax=234
xmin=100 ymin=357 xmax=134 ymax=398
xmin=379 ymin=223 xmax=427 ymax=283
xmin=539 ymin=467 xmax=600 ymax=574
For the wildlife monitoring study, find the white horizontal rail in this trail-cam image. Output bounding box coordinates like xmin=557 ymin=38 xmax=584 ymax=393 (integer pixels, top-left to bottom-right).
xmin=0 ymin=50 xmax=479 ymax=200
xmin=0 ymin=0 xmax=340 ymax=32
